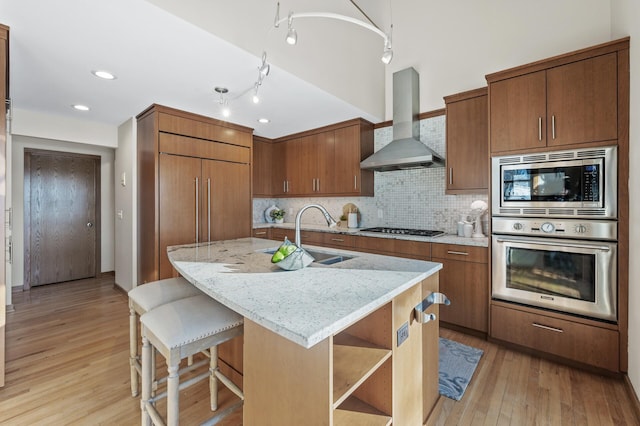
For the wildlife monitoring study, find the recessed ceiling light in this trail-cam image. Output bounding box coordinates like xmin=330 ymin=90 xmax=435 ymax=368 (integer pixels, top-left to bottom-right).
xmin=72 ymin=104 xmax=90 ymax=111
xmin=258 ymin=118 xmax=270 ymax=124
xmin=92 ymin=70 xmax=117 ymax=80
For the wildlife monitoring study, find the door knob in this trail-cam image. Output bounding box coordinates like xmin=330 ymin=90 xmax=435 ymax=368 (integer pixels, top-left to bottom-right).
xmin=87 ymin=222 xmax=94 ymax=228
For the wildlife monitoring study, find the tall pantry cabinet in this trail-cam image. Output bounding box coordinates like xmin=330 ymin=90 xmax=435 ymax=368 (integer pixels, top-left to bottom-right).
xmin=137 ymin=104 xmax=253 ymax=283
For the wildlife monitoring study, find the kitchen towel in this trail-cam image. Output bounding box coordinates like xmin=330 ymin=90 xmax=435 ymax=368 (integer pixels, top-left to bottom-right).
xmin=438 ymin=337 xmax=483 ymax=401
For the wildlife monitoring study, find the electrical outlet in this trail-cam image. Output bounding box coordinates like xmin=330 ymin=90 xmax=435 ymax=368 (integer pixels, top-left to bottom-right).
xmin=377 ymin=209 xmax=383 ymax=219
xmin=397 ymin=322 xmax=409 ymax=347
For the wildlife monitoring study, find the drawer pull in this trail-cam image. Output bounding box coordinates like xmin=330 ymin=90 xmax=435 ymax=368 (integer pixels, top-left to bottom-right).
xmin=254 ymin=231 xmax=267 ymax=235
xmin=532 ymin=323 xmax=564 ymax=333
xmin=447 ymin=250 xmax=469 ymax=256
xmin=331 ymin=238 xmax=345 ymax=242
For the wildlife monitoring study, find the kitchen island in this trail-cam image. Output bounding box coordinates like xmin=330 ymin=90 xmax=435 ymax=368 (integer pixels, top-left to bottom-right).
xmin=168 ymin=237 xmax=444 ymax=425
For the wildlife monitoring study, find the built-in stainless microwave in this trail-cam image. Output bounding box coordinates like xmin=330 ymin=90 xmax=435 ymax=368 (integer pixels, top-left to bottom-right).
xmin=491 ymin=146 xmax=617 ymax=218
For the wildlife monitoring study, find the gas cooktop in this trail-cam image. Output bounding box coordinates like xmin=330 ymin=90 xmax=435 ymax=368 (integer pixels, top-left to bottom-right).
xmin=360 ymin=227 xmax=445 ymax=238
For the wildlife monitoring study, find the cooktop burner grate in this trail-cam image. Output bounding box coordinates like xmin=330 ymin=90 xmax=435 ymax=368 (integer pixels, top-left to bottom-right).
xmin=360 ymin=227 xmax=445 ymax=237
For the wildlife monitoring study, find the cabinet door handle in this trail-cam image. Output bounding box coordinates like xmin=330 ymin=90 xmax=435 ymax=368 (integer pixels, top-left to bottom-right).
xmin=195 ymin=177 xmax=199 ymax=244
xmin=551 ymin=115 xmax=556 ymax=140
xmin=317 ymin=178 xmax=320 ymax=192
xmin=207 ymin=178 xmax=211 ymax=243
xmin=414 ymin=292 xmax=450 ymax=323
xmin=447 ymin=250 xmax=469 ymax=256
xmin=449 ymin=168 xmax=453 ymax=185
xmin=354 ymin=175 xmax=357 ymax=190
xmin=532 ymin=322 xmax=563 ymax=333
xmin=538 ymin=117 xmax=542 ymax=141
xmin=283 ymin=180 xmax=286 ymax=193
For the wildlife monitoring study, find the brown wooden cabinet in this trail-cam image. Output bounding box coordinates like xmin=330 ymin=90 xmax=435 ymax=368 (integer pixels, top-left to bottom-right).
xmin=491 ymin=303 xmax=619 ymax=372
xmin=137 ymin=104 xmax=253 ymax=283
xmin=257 ymin=119 xmax=374 ymax=197
xmin=444 ymin=87 xmax=488 ymax=193
xmin=252 ymin=137 xmax=272 ymax=197
xmin=487 ymin=39 xmax=628 ymax=154
xmin=432 ymin=244 xmax=488 ymax=333
xmin=252 ymin=228 xmax=271 ymax=239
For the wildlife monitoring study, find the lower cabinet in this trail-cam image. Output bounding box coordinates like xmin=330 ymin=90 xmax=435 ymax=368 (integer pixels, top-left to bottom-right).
xmin=252 ymin=228 xmax=270 ymax=239
xmin=490 ymin=303 xmax=619 ymax=372
xmin=432 ymin=244 xmax=488 ymax=333
xmin=243 ymin=274 xmax=440 ymax=425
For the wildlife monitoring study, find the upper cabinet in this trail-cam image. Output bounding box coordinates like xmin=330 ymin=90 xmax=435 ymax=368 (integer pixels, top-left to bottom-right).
xmin=137 ymin=104 xmax=253 ymax=283
xmin=443 ymin=87 xmax=488 ymax=194
xmin=487 ymin=38 xmax=629 ymax=154
xmin=252 ymin=136 xmax=273 ymax=197
xmin=254 ymin=119 xmax=374 ymax=198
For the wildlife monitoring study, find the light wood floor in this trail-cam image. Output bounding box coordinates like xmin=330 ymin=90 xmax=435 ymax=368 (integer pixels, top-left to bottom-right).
xmin=1 ymin=276 xmax=638 ymax=425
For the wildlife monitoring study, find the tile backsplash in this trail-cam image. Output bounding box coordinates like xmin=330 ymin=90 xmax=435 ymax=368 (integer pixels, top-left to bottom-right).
xmin=253 ymin=114 xmax=488 ymax=234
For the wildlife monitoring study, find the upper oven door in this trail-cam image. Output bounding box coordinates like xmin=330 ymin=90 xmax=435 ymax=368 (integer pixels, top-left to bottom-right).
xmin=491 ymin=234 xmax=617 ymax=322
xmin=491 ymin=146 xmax=617 ymax=218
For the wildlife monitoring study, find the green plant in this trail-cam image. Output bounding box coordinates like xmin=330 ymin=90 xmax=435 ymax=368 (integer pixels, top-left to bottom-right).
xmin=270 ymin=208 xmax=285 ymax=220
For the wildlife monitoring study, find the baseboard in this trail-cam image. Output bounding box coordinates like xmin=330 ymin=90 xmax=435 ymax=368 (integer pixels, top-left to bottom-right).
xmin=624 ymin=375 xmax=640 ymax=423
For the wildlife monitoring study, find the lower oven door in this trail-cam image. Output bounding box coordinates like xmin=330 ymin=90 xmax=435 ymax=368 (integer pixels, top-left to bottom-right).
xmin=492 ymin=234 xmax=617 ymax=322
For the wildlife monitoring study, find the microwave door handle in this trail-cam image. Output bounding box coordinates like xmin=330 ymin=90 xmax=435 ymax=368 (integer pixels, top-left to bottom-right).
xmin=495 ymin=238 xmax=611 ymax=252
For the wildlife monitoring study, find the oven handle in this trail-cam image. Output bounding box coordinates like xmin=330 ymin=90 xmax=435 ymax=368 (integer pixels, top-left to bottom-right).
xmin=495 ymin=238 xmax=611 ymax=252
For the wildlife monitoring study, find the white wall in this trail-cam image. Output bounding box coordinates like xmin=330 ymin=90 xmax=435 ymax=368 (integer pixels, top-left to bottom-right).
xmin=114 ymin=118 xmax=137 ymax=292
xmin=9 ymin=110 xmax=117 ymax=289
xmin=384 ymin=0 xmax=612 ymax=117
xmin=12 ymin=108 xmax=117 ymax=148
xmin=611 ymin=0 xmax=640 ymax=399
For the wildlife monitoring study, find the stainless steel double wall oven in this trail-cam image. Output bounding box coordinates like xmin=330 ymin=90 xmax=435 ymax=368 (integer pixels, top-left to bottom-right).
xmin=491 ymin=146 xmax=618 ymax=322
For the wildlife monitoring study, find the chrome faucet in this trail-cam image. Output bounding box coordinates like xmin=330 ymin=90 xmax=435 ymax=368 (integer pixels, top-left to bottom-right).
xmin=295 ymin=204 xmax=338 ymax=248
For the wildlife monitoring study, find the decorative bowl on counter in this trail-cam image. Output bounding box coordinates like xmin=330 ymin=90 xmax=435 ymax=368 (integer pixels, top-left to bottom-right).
xmin=270 ymin=237 xmax=314 ymax=271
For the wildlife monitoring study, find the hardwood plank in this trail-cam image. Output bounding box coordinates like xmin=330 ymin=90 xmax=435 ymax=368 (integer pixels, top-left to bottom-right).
xmin=1 ymin=277 xmax=638 ymax=425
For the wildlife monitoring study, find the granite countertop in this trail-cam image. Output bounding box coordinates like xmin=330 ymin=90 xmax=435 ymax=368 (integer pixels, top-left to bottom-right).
xmin=254 ymin=222 xmax=489 ymax=247
xmin=167 ymin=237 xmax=442 ymax=349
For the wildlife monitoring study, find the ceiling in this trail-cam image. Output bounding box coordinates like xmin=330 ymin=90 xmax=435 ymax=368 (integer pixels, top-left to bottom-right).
xmin=1 ymin=0 xmax=385 ymax=139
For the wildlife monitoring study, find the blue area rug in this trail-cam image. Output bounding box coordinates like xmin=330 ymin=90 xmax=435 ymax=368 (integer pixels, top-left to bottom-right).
xmin=439 ymin=337 xmax=484 ymax=401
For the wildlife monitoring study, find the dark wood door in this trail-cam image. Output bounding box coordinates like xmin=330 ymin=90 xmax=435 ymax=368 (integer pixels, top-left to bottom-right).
xmin=546 ymin=53 xmax=618 ymax=147
xmin=202 ymin=159 xmax=251 ymax=242
xmin=490 ymin=70 xmax=547 ymax=153
xmin=158 ymin=153 xmax=200 ymax=279
xmin=25 ymin=151 xmax=99 ymax=287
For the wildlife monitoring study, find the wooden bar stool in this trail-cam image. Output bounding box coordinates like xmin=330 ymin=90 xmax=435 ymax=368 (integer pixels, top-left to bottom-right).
xmin=140 ymin=294 xmax=244 ymax=426
xmin=128 ymin=277 xmax=203 ymax=397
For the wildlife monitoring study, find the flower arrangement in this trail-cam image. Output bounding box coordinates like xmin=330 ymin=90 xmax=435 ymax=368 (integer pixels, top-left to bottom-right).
xmin=270 ymin=208 xmax=285 ymax=221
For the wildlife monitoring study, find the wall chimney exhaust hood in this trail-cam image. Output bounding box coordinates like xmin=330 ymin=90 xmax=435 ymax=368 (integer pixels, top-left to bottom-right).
xmin=360 ymin=67 xmax=445 ymax=172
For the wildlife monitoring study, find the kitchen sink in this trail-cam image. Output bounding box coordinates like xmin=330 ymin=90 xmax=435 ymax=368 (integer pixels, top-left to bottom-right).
xmin=262 ymin=248 xmax=354 ymax=265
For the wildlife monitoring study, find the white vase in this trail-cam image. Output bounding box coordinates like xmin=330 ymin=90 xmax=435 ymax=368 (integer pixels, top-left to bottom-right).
xmin=275 ymin=218 xmax=284 ymax=224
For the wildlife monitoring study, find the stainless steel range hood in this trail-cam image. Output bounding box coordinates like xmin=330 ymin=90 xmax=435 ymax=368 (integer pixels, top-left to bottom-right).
xmin=360 ymin=67 xmax=445 ymax=172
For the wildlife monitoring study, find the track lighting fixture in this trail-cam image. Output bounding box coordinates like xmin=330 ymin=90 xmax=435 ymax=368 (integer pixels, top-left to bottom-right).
xmin=215 ymin=86 xmax=230 ymax=117
xmin=274 ymin=2 xmax=393 ymax=64
xmin=286 ymin=12 xmax=297 ymax=45
xmin=212 ymin=51 xmax=271 ymax=119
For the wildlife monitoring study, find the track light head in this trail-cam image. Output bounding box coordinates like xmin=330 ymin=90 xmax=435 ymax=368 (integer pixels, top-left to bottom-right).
xmin=286 ymin=13 xmax=297 ymax=45
xmin=381 ymin=47 xmax=393 ymax=64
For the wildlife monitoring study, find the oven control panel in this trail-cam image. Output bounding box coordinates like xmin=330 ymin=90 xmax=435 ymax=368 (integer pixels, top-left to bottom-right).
xmin=492 ymin=217 xmax=617 ymax=240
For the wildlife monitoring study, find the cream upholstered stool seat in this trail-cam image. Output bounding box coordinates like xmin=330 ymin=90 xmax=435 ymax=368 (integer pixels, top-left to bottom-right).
xmin=128 ymin=277 xmax=203 ymax=397
xmin=140 ymin=294 xmax=244 ymax=426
